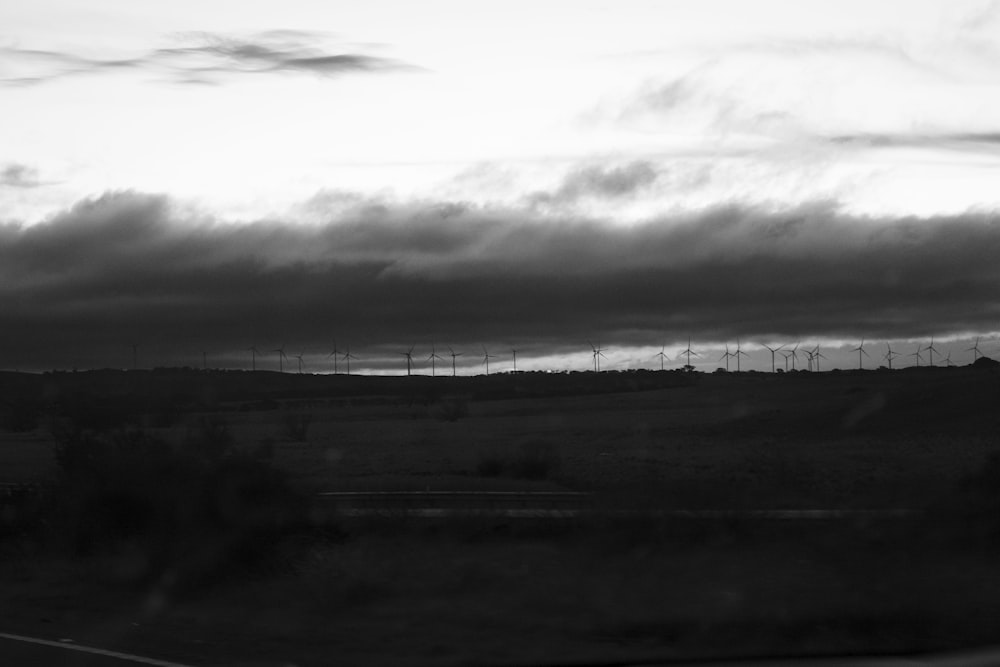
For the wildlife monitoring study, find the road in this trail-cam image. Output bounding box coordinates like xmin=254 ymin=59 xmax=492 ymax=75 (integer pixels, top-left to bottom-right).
xmin=0 ymin=632 xmax=197 ymax=667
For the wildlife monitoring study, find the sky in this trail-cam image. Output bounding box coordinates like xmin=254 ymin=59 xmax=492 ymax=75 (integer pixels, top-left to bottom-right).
xmin=2 ymin=0 xmax=1000 ymax=373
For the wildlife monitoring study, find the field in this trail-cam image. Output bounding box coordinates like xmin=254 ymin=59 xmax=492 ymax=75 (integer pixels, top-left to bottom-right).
xmin=1 ymin=364 xmax=1000 ymax=665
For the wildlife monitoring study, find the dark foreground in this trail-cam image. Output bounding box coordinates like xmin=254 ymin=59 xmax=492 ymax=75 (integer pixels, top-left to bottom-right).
xmin=1 ymin=364 xmax=999 ymax=665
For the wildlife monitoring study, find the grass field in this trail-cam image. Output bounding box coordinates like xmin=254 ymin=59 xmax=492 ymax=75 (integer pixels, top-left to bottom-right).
xmin=1 ymin=365 xmax=999 ymax=665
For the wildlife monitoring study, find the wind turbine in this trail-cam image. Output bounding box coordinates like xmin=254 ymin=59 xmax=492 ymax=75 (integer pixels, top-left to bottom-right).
xmin=342 ymin=346 xmax=359 ymax=375
xmin=248 ymin=346 xmax=259 ymax=371
xmin=511 ymin=347 xmax=519 ymax=373
xmin=428 ymin=345 xmax=444 ymax=377
xmin=923 ymin=336 xmax=940 ymax=367
xmin=327 ymin=340 xmax=340 ymax=374
xmin=272 ymin=345 xmax=288 ymax=373
xmin=587 ymin=341 xmax=607 ymax=372
xmin=944 ymin=350 xmax=955 ymax=367
xmin=967 ymin=336 xmax=983 ymax=363
xmin=780 ymin=349 xmax=792 ymax=372
xmin=399 ymin=346 xmax=415 ymax=376
xmin=734 ymin=337 xmax=750 ymax=372
xmin=294 ymin=352 xmax=305 ymax=374
xmin=851 ymin=339 xmax=870 ymax=370
xmin=447 ymin=346 xmax=462 ymax=377
xmin=760 ymin=342 xmax=785 ymax=373
xmin=908 ymin=344 xmax=924 ymax=367
xmin=718 ymin=344 xmax=730 ymax=372
xmin=482 ymin=345 xmax=498 ymax=375
xmin=811 ymin=345 xmax=827 ymax=372
xmin=656 ymin=345 xmax=671 ymax=371
xmin=680 ymin=336 xmax=699 ymax=368
xmin=789 ymin=343 xmax=800 ymax=371
xmin=884 ymin=342 xmax=900 ymax=370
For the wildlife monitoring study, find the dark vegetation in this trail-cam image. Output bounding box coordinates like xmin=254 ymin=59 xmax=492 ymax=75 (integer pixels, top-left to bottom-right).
xmin=0 ymin=364 xmax=999 ymax=664
xmin=475 ymin=440 xmax=562 ymax=479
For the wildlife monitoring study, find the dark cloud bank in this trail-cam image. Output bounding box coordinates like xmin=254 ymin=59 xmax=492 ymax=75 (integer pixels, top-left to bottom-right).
xmin=2 ymin=191 xmax=1000 ymax=370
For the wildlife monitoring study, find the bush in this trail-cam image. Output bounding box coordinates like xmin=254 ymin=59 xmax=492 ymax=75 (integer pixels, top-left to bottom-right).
xmin=47 ymin=427 xmax=305 ymax=588
xmin=474 ymin=441 xmax=561 ymax=480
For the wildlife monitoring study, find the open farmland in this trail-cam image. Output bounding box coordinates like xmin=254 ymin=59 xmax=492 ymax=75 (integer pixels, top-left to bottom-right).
xmin=3 ymin=365 xmax=999 ymax=509
xmin=1 ymin=364 xmax=1000 ymax=666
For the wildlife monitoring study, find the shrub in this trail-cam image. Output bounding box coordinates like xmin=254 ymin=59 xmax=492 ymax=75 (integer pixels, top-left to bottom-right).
xmin=474 ymin=441 xmax=561 ymax=480
xmin=47 ymin=427 xmax=305 ymax=588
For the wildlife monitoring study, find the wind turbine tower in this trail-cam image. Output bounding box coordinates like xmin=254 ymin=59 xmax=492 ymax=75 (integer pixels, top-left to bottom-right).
xmin=924 ymin=337 xmax=940 ymax=367
xmin=248 ymin=346 xmax=259 ymax=371
xmin=681 ymin=336 xmax=699 ymax=368
xmin=482 ymin=346 xmax=498 ymax=375
xmin=852 ymin=339 xmax=870 ymax=370
xmin=968 ymin=336 xmax=983 ymax=363
xmin=884 ymin=342 xmax=900 ymax=370
xmin=735 ymin=337 xmax=749 ymax=372
xmin=656 ymin=345 xmax=671 ymax=371
xmin=760 ymin=342 xmax=785 ymax=373
xmin=400 ymin=346 xmax=415 ymax=376
xmin=428 ymin=345 xmax=444 ymax=377
xmin=342 ymin=346 xmax=359 ymax=375
xmin=272 ymin=345 xmax=288 ymax=373
xmin=588 ymin=341 xmax=607 ymax=372
xmin=328 ymin=340 xmax=340 ymax=374
xmin=812 ymin=345 xmax=827 ymax=372
xmin=294 ymin=352 xmax=305 ymax=374
xmin=780 ymin=350 xmax=792 ymax=372
xmin=448 ymin=346 xmax=462 ymax=377
xmin=718 ymin=344 xmax=731 ymax=372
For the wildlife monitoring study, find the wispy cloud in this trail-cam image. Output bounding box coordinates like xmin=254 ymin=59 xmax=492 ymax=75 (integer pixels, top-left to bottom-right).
xmin=2 ymin=191 xmax=1000 ymax=369
xmin=0 ymin=163 xmax=42 ymax=188
xmin=0 ymin=31 xmax=417 ymax=86
xmin=826 ymin=132 xmax=1000 ymax=152
xmin=527 ymin=161 xmax=660 ymax=206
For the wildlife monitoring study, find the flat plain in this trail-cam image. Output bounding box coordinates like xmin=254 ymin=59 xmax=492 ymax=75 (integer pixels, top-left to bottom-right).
xmin=1 ymin=364 xmax=999 ymax=666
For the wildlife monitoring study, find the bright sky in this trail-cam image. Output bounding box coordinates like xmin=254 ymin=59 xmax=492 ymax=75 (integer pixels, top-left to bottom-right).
xmin=4 ymin=0 xmax=1000 ymax=223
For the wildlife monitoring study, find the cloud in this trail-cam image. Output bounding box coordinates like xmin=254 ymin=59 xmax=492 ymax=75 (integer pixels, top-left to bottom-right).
xmin=0 ymin=31 xmax=416 ymax=86
xmin=0 ymin=163 xmax=41 ymax=188
xmin=826 ymin=132 xmax=1000 ymax=152
xmin=528 ymin=161 xmax=660 ymax=206
xmin=2 ymin=190 xmax=1000 ymax=370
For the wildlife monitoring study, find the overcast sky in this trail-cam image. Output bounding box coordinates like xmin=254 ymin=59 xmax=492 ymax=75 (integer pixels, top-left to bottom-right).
xmin=2 ymin=1 xmax=1000 ymax=372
